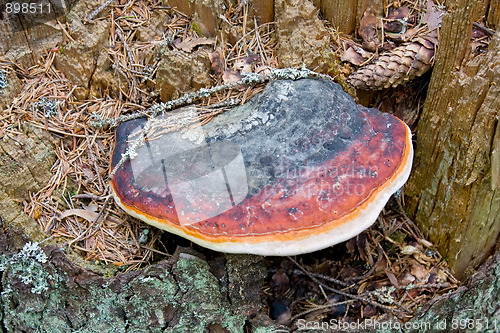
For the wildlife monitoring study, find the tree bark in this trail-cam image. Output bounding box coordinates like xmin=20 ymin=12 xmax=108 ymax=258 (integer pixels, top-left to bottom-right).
xmin=0 ymin=231 xmax=270 ymax=332
xmin=405 ymin=0 xmax=500 ymax=280
xmin=315 ymin=0 xmax=384 ymax=35
xmin=2 ymin=228 xmax=498 ymax=332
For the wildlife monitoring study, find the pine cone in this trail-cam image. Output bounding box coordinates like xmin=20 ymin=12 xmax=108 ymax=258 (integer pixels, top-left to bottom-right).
xmin=347 ymin=36 xmax=438 ymax=90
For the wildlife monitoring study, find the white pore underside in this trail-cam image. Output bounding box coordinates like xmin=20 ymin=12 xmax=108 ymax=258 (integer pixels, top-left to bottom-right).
xmin=113 ymin=126 xmax=414 ymax=256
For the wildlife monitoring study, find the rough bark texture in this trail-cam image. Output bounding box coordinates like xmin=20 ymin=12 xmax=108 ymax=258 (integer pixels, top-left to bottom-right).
xmin=0 ymin=70 xmax=22 ymax=111
xmin=0 ymin=6 xmax=63 ymax=67
xmin=405 ymin=1 xmax=500 ymax=279
xmin=166 ymin=0 xmax=218 ymax=36
xmin=1 ymin=230 xmax=498 ymax=332
xmin=53 ymin=0 xmax=112 ymax=100
xmin=314 ymin=0 xmax=384 ymax=35
xmin=2 ymin=1 xmax=500 ymax=331
xmin=156 ymin=50 xmax=213 ymax=102
xmin=252 ymin=0 xmax=275 ymax=23
xmin=484 ymin=0 xmax=500 ymax=29
xmin=0 ymin=126 xmax=56 ymax=245
xmin=274 ymin=0 xmax=340 ymax=77
xmin=0 ymin=232 xmax=271 ymax=333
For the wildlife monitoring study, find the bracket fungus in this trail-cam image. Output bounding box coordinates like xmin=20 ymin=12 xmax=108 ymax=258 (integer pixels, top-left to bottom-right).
xmin=110 ymin=79 xmax=413 ymax=255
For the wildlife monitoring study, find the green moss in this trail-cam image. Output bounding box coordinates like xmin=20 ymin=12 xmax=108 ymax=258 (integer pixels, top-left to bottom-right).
xmin=191 ymin=22 xmax=203 ymax=36
xmin=405 ymin=256 xmax=500 ymax=333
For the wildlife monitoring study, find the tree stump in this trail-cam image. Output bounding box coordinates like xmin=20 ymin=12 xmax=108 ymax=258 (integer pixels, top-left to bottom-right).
xmin=405 ymin=1 xmax=500 ymax=279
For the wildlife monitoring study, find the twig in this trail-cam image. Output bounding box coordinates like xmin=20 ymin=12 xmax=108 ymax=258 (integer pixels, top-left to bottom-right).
xmin=139 ymin=245 xmax=170 ymax=256
xmin=397 ymin=283 xmax=451 ymax=290
xmin=292 ymin=269 xmax=353 ymax=288
xmin=84 ymin=0 xmax=115 ymax=24
xmin=395 ymin=196 xmax=425 ymax=239
xmin=473 ymin=22 xmax=495 ymax=37
xmin=94 ymin=66 xmax=332 ymax=179
xmin=116 ymin=29 xmax=135 ymax=66
xmin=345 ymin=244 xmax=385 ymax=282
xmin=72 ymin=193 xmax=109 ymax=201
xmin=67 ymin=194 xmax=112 ymax=247
xmin=288 ymin=256 xmax=410 ymax=315
xmin=28 ymin=122 xmax=109 ymax=138
xmin=290 ymin=300 xmax=353 ymax=322
xmin=90 ymin=66 xmax=329 ymax=128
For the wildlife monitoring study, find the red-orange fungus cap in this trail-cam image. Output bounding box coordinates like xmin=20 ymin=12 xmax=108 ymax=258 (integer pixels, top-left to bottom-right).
xmin=110 ymin=79 xmax=413 ymax=255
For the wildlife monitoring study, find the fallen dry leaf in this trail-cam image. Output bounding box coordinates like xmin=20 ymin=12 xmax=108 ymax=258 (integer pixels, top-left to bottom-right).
xmin=387 ymin=6 xmax=410 ymax=20
xmin=423 ymin=0 xmax=444 ymax=30
xmin=59 ymin=208 xmax=99 ymax=222
xmin=82 ymin=163 xmax=96 ymax=182
xmin=270 ymin=268 xmax=290 ymax=296
xmin=359 ymin=9 xmax=382 ymax=51
xmin=398 ymin=272 xmax=416 ymax=286
xmin=385 ymin=269 xmax=399 ymax=288
xmin=385 ymin=6 xmax=411 ymax=33
xmin=222 ymin=55 xmax=263 ymax=86
xmin=233 ymin=54 xmax=262 ymax=73
xmin=222 ymin=68 xmax=244 ymax=85
xmin=419 ymin=238 xmax=434 ymax=248
xmin=341 ymin=47 xmax=367 ymax=66
xmin=401 ymin=245 xmax=421 ymax=255
xmin=209 ymin=47 xmax=224 ymax=77
xmin=472 ymin=41 xmax=488 ymax=54
xmin=409 ymin=259 xmax=429 ymax=281
xmin=173 ymin=36 xmax=215 ymax=52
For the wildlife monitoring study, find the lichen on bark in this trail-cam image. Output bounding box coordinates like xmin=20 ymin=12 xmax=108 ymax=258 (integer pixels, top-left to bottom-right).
xmin=0 ymin=235 xmax=271 ymax=332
